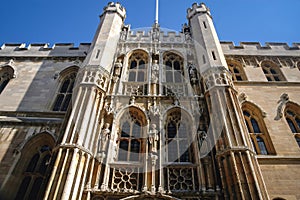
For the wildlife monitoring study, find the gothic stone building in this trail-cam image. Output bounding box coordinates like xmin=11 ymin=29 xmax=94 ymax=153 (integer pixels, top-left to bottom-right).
xmin=0 ymin=2 xmax=299 ymax=200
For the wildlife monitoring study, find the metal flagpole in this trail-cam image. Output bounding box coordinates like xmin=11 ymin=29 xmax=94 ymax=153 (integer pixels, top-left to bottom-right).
xmin=155 ymin=0 xmax=159 ymax=24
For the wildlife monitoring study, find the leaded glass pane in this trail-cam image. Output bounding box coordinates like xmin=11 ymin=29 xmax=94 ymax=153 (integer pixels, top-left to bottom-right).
xmin=257 ymin=137 xmax=268 ymax=155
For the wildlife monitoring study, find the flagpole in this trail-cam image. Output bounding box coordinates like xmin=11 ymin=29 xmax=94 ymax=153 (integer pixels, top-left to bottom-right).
xmin=155 ymin=0 xmax=159 ymax=24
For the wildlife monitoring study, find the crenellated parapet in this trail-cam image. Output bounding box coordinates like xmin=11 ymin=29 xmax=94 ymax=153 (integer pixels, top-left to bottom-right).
xmin=120 ymin=29 xmax=187 ymax=44
xmin=101 ymin=2 xmax=126 ymax=21
xmin=221 ymin=41 xmax=300 ymax=56
xmin=187 ymin=3 xmax=211 ymax=19
xmin=0 ymin=43 xmax=90 ymax=58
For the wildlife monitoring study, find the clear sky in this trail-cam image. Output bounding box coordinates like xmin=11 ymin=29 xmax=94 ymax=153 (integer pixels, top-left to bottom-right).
xmin=0 ymin=0 xmax=299 ymax=46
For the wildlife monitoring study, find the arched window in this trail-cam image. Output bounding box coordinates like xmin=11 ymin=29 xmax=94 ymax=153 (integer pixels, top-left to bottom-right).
xmin=117 ymin=108 xmax=146 ymax=162
xmin=242 ymin=104 xmax=275 ymax=155
xmin=0 ymin=66 xmax=15 ymax=94
xmin=163 ymin=52 xmax=184 ymax=83
xmin=165 ymin=110 xmax=193 ymax=163
xmin=128 ymin=51 xmax=148 ymax=82
xmin=15 ymin=145 xmax=52 ymax=200
xmin=261 ymin=61 xmax=285 ymax=82
xmin=164 ymin=109 xmax=199 ymax=192
xmin=284 ymin=103 xmax=300 ymax=147
xmin=226 ymin=60 xmax=247 ymax=81
xmin=52 ymin=67 xmax=78 ymax=111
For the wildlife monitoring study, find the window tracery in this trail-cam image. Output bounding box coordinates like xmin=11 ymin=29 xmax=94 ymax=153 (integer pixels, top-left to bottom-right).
xmin=128 ymin=51 xmax=148 ymax=82
xmin=261 ymin=61 xmax=285 ymax=82
xmin=242 ymin=104 xmax=275 ymax=155
xmin=15 ymin=145 xmax=52 ymax=200
xmin=163 ymin=52 xmax=184 ymax=83
xmin=164 ymin=109 xmax=199 ymax=192
xmin=52 ymin=68 xmax=78 ymax=111
xmin=284 ymin=103 xmax=300 ymax=147
xmin=117 ymin=108 xmax=146 ymax=162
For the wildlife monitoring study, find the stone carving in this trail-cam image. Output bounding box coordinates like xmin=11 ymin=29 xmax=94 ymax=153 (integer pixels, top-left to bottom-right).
xmin=148 ymin=124 xmax=159 ymax=153
xmin=238 ymin=92 xmax=248 ymax=104
xmin=114 ymin=60 xmax=123 ymax=77
xmin=99 ymin=123 xmax=110 ymax=152
xmin=152 ymin=24 xmax=160 ymax=42
xmin=151 ymin=60 xmax=159 ymax=83
xmin=275 ymin=93 xmax=289 ymax=120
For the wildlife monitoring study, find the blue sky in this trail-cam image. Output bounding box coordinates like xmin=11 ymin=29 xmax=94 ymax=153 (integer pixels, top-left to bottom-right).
xmin=0 ymin=0 xmax=299 ymax=46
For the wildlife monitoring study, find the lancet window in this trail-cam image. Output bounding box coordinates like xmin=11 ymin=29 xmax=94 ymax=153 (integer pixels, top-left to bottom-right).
xmin=0 ymin=66 xmax=14 ymax=94
xmin=242 ymin=104 xmax=275 ymax=155
xmin=284 ymin=103 xmax=300 ymax=147
xmin=163 ymin=52 xmax=184 ymax=83
xmin=227 ymin=60 xmax=247 ymax=81
xmin=52 ymin=67 xmax=78 ymax=111
xmin=261 ymin=61 xmax=285 ymax=81
xmin=128 ymin=51 xmax=148 ymax=82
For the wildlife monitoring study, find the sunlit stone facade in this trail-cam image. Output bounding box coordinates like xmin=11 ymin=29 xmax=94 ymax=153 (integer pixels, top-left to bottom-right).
xmin=0 ymin=2 xmax=299 ymax=200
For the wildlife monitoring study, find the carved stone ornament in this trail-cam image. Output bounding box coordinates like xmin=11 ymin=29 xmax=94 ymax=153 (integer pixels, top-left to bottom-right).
xmin=274 ymin=93 xmax=289 ymax=120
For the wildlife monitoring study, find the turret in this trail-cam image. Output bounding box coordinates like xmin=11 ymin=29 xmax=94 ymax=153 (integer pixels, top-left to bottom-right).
xmin=83 ymin=2 xmax=126 ymax=73
xmin=187 ymin=3 xmax=227 ymax=73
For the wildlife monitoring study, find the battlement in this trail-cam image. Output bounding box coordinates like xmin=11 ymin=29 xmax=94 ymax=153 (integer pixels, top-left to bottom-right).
xmin=187 ymin=2 xmax=211 ymax=19
xmin=102 ymin=2 xmax=126 ymax=20
xmin=0 ymin=43 xmax=91 ymax=57
xmin=123 ymin=28 xmax=186 ymax=43
xmin=221 ymin=41 xmax=300 ymax=56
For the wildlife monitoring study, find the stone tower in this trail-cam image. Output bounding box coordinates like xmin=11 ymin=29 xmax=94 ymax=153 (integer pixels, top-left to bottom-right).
xmin=43 ymin=2 xmax=126 ymax=199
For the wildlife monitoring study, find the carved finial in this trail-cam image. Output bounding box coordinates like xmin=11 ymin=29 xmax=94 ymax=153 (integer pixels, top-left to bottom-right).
xmin=274 ymin=93 xmax=289 ymax=120
xmin=238 ymin=92 xmax=247 ymax=103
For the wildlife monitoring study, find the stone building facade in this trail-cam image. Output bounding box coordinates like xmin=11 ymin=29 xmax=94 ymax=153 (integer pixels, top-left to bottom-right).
xmin=0 ymin=2 xmax=299 ymax=200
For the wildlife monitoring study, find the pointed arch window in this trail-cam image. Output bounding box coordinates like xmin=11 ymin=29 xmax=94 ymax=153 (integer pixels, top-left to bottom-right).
xmin=53 ymin=68 xmax=78 ymax=111
xmin=227 ymin=60 xmax=247 ymax=81
xmin=163 ymin=52 xmax=184 ymax=83
xmin=242 ymin=106 xmax=275 ymax=155
xmin=285 ymin=105 xmax=300 ymax=147
xmin=15 ymin=145 xmax=52 ymax=200
xmin=0 ymin=66 xmax=15 ymax=94
xmin=128 ymin=51 xmax=148 ymax=82
xmin=117 ymin=109 xmax=146 ymax=162
xmin=262 ymin=61 xmax=285 ymax=82
xmin=165 ymin=110 xmax=193 ymax=163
